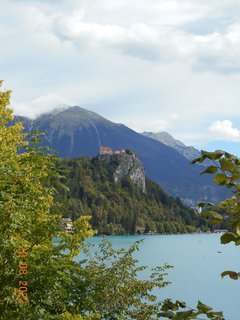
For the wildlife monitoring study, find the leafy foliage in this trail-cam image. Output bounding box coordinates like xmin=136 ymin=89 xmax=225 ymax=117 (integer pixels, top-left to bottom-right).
xmin=56 ymin=157 xmax=207 ymax=235
xmin=158 ymin=299 xmax=224 ymax=319
xmin=0 ymin=82 xmax=93 ymax=319
xmin=192 ymin=149 xmax=240 ymax=279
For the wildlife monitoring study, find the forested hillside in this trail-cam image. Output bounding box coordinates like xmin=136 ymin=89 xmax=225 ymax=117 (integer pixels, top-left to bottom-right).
xmin=57 ymin=157 xmax=207 ymax=234
xmin=14 ymin=106 xmax=228 ymax=206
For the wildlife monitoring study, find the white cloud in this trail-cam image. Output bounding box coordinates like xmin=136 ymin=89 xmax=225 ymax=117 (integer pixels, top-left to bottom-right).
xmin=53 ymin=12 xmax=125 ymax=46
xmin=48 ymin=2 xmax=240 ymax=74
xmin=1 ymin=0 xmax=240 ymax=151
xmin=170 ymin=113 xmax=179 ymax=120
xmin=12 ymin=94 xmax=70 ymax=119
xmin=208 ymin=120 xmax=240 ymax=141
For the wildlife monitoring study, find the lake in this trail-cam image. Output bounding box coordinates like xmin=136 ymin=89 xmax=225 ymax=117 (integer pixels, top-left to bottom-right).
xmin=83 ymin=233 xmax=240 ymax=320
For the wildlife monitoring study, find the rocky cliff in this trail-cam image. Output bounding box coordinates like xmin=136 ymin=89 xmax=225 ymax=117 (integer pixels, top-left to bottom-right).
xmin=99 ymin=153 xmax=146 ymax=193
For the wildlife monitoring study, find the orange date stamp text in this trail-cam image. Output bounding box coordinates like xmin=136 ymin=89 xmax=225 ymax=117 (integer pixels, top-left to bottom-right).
xmin=18 ymin=244 xmax=29 ymax=304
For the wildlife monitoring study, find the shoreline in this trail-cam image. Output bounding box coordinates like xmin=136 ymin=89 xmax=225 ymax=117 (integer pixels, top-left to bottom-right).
xmin=93 ymin=230 xmax=227 ymax=237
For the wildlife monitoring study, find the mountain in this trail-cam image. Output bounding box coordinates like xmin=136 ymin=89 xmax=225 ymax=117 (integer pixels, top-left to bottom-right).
xmin=141 ymin=131 xmax=201 ymax=161
xmin=57 ymin=157 xmax=208 ymax=235
xmin=14 ymin=106 xmax=227 ymax=205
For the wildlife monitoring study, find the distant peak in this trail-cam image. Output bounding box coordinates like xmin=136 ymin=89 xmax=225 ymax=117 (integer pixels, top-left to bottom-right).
xmin=141 ymin=131 xmax=201 ymax=161
xmin=32 ymin=105 xmax=111 ymax=124
xmin=142 ymin=131 xmax=175 ymax=139
xmin=67 ymin=106 xmax=92 ymax=113
xmin=142 ymin=131 xmax=185 ymax=146
xmin=57 ymin=105 xmax=93 ymax=114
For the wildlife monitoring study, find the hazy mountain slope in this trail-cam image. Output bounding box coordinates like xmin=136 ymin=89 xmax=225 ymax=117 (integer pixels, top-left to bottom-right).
xmin=142 ymin=131 xmax=201 ymax=161
xmin=14 ymin=106 xmax=227 ymax=205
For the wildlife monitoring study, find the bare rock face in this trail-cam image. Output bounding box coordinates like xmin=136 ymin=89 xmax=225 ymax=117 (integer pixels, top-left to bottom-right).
xmin=99 ymin=154 xmax=146 ymax=193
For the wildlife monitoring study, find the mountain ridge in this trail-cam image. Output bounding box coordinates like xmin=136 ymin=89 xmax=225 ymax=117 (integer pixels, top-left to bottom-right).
xmin=141 ymin=131 xmax=201 ymax=161
xmin=13 ymin=106 xmax=227 ymax=205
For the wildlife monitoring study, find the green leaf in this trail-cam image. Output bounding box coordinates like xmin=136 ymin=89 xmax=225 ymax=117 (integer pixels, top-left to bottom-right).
xmin=157 ymin=311 xmax=174 ymax=317
xmin=161 ymin=299 xmax=177 ymax=311
xmin=232 ymin=222 xmax=240 ymax=236
xmin=173 ymin=310 xmax=194 ymax=319
xmin=176 ymin=300 xmax=186 ymax=308
xmin=231 ymin=173 xmax=240 ymax=180
xmin=207 ymin=311 xmax=224 ymax=319
xmin=201 ymin=166 xmax=218 ymax=175
xmin=213 ymin=150 xmax=225 ymax=158
xmin=201 ymin=150 xmax=224 ymax=160
xmin=198 ymin=202 xmax=214 ymax=208
xmin=221 ymin=271 xmax=239 ymax=280
xmin=197 ymin=301 xmax=213 ymax=312
xmin=219 ymin=158 xmax=236 ymax=172
xmin=202 ymin=211 xmax=223 ymax=221
xmin=191 ymin=156 xmax=205 ymax=164
xmin=213 ymin=174 xmax=227 ymax=185
xmin=221 ymin=233 xmax=237 ymax=244
xmin=224 ymin=152 xmax=234 ymax=159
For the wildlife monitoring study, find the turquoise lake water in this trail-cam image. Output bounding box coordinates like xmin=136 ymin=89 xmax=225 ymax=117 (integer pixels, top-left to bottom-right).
xmin=83 ymin=234 xmax=240 ymax=320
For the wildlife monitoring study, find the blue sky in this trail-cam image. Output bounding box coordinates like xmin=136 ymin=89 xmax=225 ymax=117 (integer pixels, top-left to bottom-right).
xmin=1 ymin=0 xmax=240 ymax=155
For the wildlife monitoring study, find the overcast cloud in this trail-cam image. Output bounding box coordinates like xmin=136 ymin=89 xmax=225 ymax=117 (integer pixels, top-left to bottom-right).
xmin=1 ymin=0 xmax=240 ymax=154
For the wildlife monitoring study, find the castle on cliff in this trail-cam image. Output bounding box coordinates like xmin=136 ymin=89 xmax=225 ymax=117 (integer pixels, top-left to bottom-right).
xmin=98 ymin=146 xmax=145 ymax=193
xmin=100 ymin=146 xmax=126 ymax=155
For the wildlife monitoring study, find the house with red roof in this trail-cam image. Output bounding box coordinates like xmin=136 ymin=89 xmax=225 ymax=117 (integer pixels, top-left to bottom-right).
xmin=114 ymin=149 xmax=126 ymax=155
xmin=100 ymin=146 xmax=127 ymax=155
xmin=100 ymin=146 xmax=113 ymax=155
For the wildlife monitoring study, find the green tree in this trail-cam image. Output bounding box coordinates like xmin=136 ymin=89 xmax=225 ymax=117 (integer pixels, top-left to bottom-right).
xmin=0 ymin=81 xmax=94 ymax=319
xmin=0 ymin=82 xmax=223 ymax=320
xmin=58 ymin=159 xmax=204 ymax=235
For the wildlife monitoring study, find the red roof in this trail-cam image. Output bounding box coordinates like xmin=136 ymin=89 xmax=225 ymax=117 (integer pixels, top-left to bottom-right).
xmin=100 ymin=146 xmax=112 ymax=151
